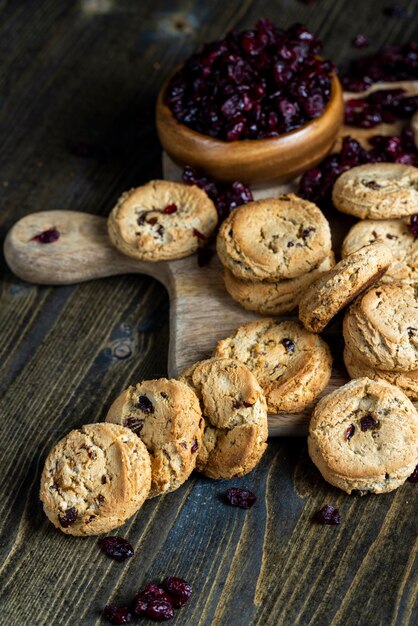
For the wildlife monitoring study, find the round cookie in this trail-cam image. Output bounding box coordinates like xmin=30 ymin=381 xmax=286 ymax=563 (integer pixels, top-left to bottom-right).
xmin=333 ymin=163 xmax=418 ymax=219
xmin=344 ymin=346 xmax=418 ymax=400
xmin=223 ymin=253 xmax=335 ymax=316
xmin=308 ymin=378 xmax=418 ymax=494
xmin=180 ymin=358 xmax=268 ymax=479
xmin=341 ymin=218 xmax=418 ymax=284
xmin=106 ymin=379 xmax=203 ymax=497
xmin=343 ymin=283 xmax=418 ymax=372
xmin=40 ymin=423 xmax=151 ymax=536
xmin=298 ymin=242 xmax=392 ymax=333
xmin=216 ymin=194 xmax=332 ymax=282
xmin=213 ymin=319 xmax=332 ymax=414
xmin=108 ymin=180 xmax=218 ymax=261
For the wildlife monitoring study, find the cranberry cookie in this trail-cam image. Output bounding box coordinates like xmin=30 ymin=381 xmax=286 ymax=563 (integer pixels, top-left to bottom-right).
xmin=223 ymin=253 xmax=335 ymax=316
xmin=344 ymin=346 xmax=418 ymax=400
xmin=342 ymin=218 xmax=418 ymax=284
xmin=216 ymin=195 xmax=332 ymax=282
xmin=108 ymin=180 xmax=218 ymax=261
xmin=333 ymin=163 xmax=418 ymax=219
xmin=299 ymin=242 xmax=392 ymax=332
xmin=343 ymin=283 xmax=418 ymax=372
xmin=40 ymin=423 xmax=151 ymax=536
xmin=213 ymin=319 xmax=332 ymax=414
xmin=180 ymin=358 xmax=268 ymax=479
xmin=106 ymin=379 xmax=203 ymax=497
xmin=308 ymin=378 xmax=418 ymax=494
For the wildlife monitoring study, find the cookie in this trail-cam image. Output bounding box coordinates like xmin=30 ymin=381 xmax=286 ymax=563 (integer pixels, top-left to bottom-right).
xmin=107 ymin=180 xmax=218 ymax=261
xmin=344 ymin=346 xmax=418 ymax=400
xmin=308 ymin=378 xmax=418 ymax=494
xmin=179 ymin=358 xmax=268 ymax=479
xmin=216 ymin=195 xmax=332 ymax=282
xmin=213 ymin=319 xmax=332 ymax=414
xmin=298 ymin=242 xmax=392 ymax=333
xmin=106 ymin=379 xmax=203 ymax=497
xmin=40 ymin=423 xmax=151 ymax=536
xmin=333 ymin=163 xmax=418 ymax=219
xmin=341 ymin=218 xmax=418 ymax=284
xmin=343 ymin=283 xmax=418 ymax=372
xmin=223 ymin=253 xmax=335 ymax=315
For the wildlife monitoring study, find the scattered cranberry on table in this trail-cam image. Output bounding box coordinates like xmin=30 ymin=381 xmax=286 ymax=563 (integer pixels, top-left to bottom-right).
xmin=103 ymin=605 xmax=133 ymax=625
xmin=224 ymin=487 xmax=257 ymax=509
xmin=315 ymin=505 xmax=341 ymax=525
xmin=99 ymin=536 xmax=134 ymax=562
xmin=167 ymin=19 xmax=335 ymax=141
xmin=30 ymin=228 xmax=60 ymax=244
xmin=352 ymin=34 xmax=369 ymax=49
xmin=345 ymin=89 xmax=418 ymax=128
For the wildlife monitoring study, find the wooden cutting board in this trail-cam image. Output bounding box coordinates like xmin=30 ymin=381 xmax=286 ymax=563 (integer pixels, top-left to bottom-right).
xmin=4 ymin=81 xmax=418 ymax=436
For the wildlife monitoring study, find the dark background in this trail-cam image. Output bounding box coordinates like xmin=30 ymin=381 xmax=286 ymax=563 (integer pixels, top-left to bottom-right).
xmin=0 ymin=1 xmax=417 ymax=625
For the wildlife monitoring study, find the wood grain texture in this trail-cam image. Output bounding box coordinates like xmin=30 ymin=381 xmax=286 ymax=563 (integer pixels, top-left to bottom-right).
xmin=0 ymin=1 xmax=417 ymax=625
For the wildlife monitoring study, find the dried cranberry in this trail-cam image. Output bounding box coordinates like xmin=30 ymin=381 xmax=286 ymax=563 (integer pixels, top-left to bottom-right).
xmin=126 ymin=417 xmax=145 ymax=435
xmin=281 ymin=338 xmax=295 ymax=352
xmin=232 ymin=400 xmax=253 ymax=409
xmin=103 ymin=605 xmax=132 ymax=624
xmin=191 ymin=439 xmax=198 ymax=453
xmin=58 ymin=507 xmax=78 ymax=528
xmin=346 ymin=425 xmax=355 ymax=441
xmin=133 ymin=584 xmax=173 ymax=617
xmin=193 ymin=228 xmax=207 ymax=240
xmin=30 ymin=228 xmax=60 ymax=244
xmin=162 ymin=577 xmax=192 ymax=608
xmin=166 ymin=20 xmax=333 ymax=141
xmin=163 ymin=203 xmax=178 ymax=214
xmin=224 ymin=487 xmax=257 ymax=509
xmin=360 ymin=414 xmax=379 ymax=431
xmin=315 ymin=504 xmax=341 ymax=525
xmin=99 ymin=536 xmax=134 ymax=562
xmin=352 ymin=34 xmax=369 ymax=48
xmin=146 ymin=600 xmax=174 ymax=621
xmin=409 ymin=215 xmax=418 ymax=238
xmin=407 ymin=464 xmax=418 ymax=483
xmin=137 ymin=395 xmax=154 ymax=413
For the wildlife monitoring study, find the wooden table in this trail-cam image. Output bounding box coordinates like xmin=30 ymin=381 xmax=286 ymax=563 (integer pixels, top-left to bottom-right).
xmin=0 ymin=1 xmax=417 ymax=624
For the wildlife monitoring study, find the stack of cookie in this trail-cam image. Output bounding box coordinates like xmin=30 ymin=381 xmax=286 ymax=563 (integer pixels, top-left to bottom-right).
xmin=40 ymin=363 xmax=270 ymax=536
xmin=217 ymin=194 xmax=335 ymax=315
xmin=329 ymin=162 xmax=418 ymax=397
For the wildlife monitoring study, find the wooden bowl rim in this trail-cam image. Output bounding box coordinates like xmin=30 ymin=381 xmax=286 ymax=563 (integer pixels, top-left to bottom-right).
xmin=156 ymin=70 xmax=343 ymax=148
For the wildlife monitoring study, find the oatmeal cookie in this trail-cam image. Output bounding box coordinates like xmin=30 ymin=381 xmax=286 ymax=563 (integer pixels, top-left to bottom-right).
xmin=213 ymin=319 xmax=332 ymax=414
xmin=106 ymin=379 xmax=203 ymax=497
xmin=308 ymin=378 xmax=418 ymax=494
xmin=40 ymin=423 xmax=151 ymax=536
xmin=180 ymin=358 xmax=268 ymax=479
xmin=298 ymin=242 xmax=392 ymax=332
xmin=333 ymin=163 xmax=418 ymax=219
xmin=216 ymin=195 xmax=332 ymax=282
xmin=108 ymin=180 xmax=218 ymax=261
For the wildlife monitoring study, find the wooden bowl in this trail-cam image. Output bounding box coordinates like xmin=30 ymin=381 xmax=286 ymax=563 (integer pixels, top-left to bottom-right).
xmin=156 ymin=72 xmax=344 ymax=184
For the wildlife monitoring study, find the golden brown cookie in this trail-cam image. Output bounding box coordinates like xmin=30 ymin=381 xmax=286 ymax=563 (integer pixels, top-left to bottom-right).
xmin=333 ymin=163 xmax=418 ymax=219
xmin=180 ymin=357 xmax=268 ymax=479
xmin=298 ymin=242 xmax=392 ymax=332
xmin=223 ymin=253 xmax=335 ymax=315
xmin=40 ymin=423 xmax=151 ymax=536
xmin=106 ymin=379 xmax=203 ymax=497
xmin=342 ymin=218 xmax=418 ymax=284
xmin=343 ymin=283 xmax=418 ymax=372
xmin=216 ymin=195 xmax=332 ymax=282
xmin=308 ymin=378 xmax=418 ymax=494
xmin=108 ymin=180 xmax=218 ymax=261
xmin=344 ymin=345 xmax=418 ymax=400
xmin=213 ymin=319 xmax=332 ymax=414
